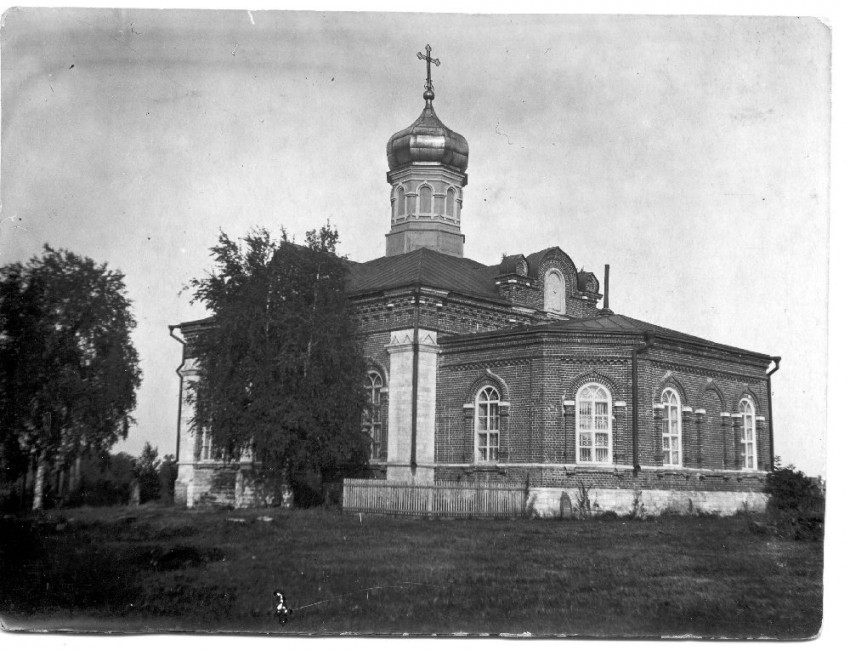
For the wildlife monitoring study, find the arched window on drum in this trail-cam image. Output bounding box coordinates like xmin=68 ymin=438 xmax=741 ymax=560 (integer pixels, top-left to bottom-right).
xmin=418 ymin=184 xmax=433 ymax=216
xmin=395 ymin=186 xmax=405 ymax=219
xmin=446 ymin=187 xmax=456 ymax=219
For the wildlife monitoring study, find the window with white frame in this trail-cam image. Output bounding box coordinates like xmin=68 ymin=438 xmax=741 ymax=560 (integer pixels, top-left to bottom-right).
xmin=740 ymin=398 xmax=757 ymax=469
xmin=446 ymin=187 xmax=456 ymax=218
xmin=577 ymin=383 xmax=611 ymax=464
xmin=418 ymin=184 xmax=432 ymax=215
xmin=661 ymin=388 xmax=682 ymax=466
xmin=395 ymin=186 xmax=405 ymax=219
xmin=476 ymin=386 xmax=500 ymax=462
xmin=199 ymin=428 xmax=213 ymax=461
xmin=544 ymin=268 xmax=565 ymax=314
xmin=363 ymin=371 xmax=384 ymax=460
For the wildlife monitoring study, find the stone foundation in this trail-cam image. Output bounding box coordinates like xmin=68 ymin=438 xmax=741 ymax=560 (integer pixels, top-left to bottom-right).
xmin=174 ymin=462 xmax=293 ymax=509
xmin=527 ymin=486 xmax=768 ymax=518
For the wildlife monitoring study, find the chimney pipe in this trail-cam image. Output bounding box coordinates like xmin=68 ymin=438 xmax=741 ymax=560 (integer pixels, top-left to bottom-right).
xmin=601 ymin=264 xmax=613 ymax=315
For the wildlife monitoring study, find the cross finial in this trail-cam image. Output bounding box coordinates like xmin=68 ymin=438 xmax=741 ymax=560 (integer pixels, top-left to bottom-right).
xmin=417 ymin=44 xmax=440 ymax=102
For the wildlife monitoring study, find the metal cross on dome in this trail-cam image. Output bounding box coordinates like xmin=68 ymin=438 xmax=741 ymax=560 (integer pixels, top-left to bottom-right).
xmin=417 ymin=44 xmax=440 ymax=99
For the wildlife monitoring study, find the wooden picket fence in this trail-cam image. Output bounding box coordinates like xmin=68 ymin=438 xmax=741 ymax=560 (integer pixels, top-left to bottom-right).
xmin=342 ymin=478 xmax=527 ymax=518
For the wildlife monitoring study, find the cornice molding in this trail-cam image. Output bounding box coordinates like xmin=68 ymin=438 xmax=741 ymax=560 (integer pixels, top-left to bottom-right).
xmin=650 ymin=359 xmax=766 ymax=384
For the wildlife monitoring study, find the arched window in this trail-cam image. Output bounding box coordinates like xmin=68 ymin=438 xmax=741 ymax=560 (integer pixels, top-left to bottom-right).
xmin=577 ymin=383 xmax=611 ymax=464
xmin=363 ymin=371 xmax=385 ymax=460
xmin=446 ymin=187 xmax=456 ymax=218
xmin=544 ymin=268 xmax=565 ymax=314
xmin=418 ymin=185 xmax=432 ymax=215
xmin=199 ymin=428 xmax=212 ymax=461
xmin=395 ymin=186 xmax=405 ymax=219
xmin=740 ymin=398 xmax=757 ymax=470
xmin=476 ymin=386 xmax=500 ymax=462
xmin=661 ymin=388 xmax=682 ymax=466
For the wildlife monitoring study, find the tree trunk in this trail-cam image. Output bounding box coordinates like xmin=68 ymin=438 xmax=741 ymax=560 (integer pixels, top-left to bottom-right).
xmin=33 ymin=449 xmax=48 ymax=511
xmin=70 ymin=455 xmax=81 ymax=493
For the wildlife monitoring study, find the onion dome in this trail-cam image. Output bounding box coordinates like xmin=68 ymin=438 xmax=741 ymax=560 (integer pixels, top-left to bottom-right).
xmin=386 ymin=102 xmax=469 ymax=173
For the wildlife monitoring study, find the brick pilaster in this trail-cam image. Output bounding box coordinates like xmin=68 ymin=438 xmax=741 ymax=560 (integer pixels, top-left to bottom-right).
xmin=652 ymin=403 xmax=664 ymax=465
xmin=731 ymin=413 xmax=743 ymax=470
xmin=756 ymin=418 xmax=768 ymax=471
xmin=562 ymin=400 xmax=576 ymax=464
xmin=720 ymin=413 xmax=731 ymax=470
xmin=694 ymin=409 xmax=705 ymax=468
xmin=613 ymin=401 xmax=627 ymax=466
xmin=681 ymin=407 xmax=693 ymax=467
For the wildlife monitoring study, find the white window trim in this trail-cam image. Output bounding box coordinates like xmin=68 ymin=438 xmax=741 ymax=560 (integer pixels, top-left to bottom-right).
xmin=474 ymin=386 xmax=501 ymax=464
xmin=364 ymin=371 xmax=385 ymax=461
xmin=575 ymin=383 xmax=613 ymax=466
xmin=394 ymin=186 xmax=406 ymax=220
xmin=544 ymin=268 xmax=566 ymax=314
xmin=445 ymin=186 xmax=457 ymax=219
xmin=199 ymin=428 xmax=213 ymax=461
xmin=739 ymin=397 xmax=757 ymax=470
xmin=417 ymin=183 xmax=434 ymax=217
xmin=661 ymin=387 xmax=683 ymax=468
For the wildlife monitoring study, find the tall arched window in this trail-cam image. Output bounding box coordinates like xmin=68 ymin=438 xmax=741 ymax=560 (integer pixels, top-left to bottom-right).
xmin=199 ymin=428 xmax=213 ymax=461
xmin=661 ymin=388 xmax=682 ymax=466
xmin=544 ymin=269 xmax=565 ymax=314
xmin=476 ymin=386 xmax=500 ymax=462
xmin=395 ymin=186 xmax=405 ymax=219
xmin=740 ymin=398 xmax=757 ymax=469
xmin=577 ymin=383 xmax=611 ymax=464
xmin=418 ymin=185 xmax=432 ymax=215
xmin=446 ymin=187 xmax=456 ymax=218
xmin=363 ymin=371 xmax=384 ymax=460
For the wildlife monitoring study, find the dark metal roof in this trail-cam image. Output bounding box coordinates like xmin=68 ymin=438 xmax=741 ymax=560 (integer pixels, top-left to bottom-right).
xmin=170 ymin=316 xmax=215 ymax=330
xmin=576 ymin=270 xmax=599 ymax=293
xmin=447 ymin=313 xmax=772 ymax=359
xmin=525 ymin=247 xmax=567 ymax=278
xmin=386 ymin=103 xmax=469 ymax=173
xmin=345 ymin=247 xmax=507 ymax=302
xmin=497 ymin=254 xmax=528 ymax=277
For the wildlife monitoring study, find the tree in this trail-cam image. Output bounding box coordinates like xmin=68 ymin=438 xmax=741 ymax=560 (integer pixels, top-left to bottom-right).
xmin=188 ymin=225 xmax=370 ymax=501
xmin=135 ymin=442 xmax=161 ymax=504
xmin=764 ymin=462 xmax=825 ymax=541
xmin=158 ymin=453 xmax=178 ymax=505
xmin=0 ymin=246 xmax=142 ymax=509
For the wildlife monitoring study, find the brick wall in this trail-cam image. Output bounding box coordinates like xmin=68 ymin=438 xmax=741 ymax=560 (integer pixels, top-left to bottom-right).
xmin=434 ymin=328 xmax=771 ymax=493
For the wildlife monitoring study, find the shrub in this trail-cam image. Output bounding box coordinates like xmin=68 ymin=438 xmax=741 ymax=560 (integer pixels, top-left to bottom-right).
xmin=575 ymin=481 xmax=594 ymax=520
xmin=764 ymin=465 xmax=825 ymax=541
xmin=629 ymin=489 xmax=647 ymax=520
xmin=135 ymin=443 xmax=161 ymax=504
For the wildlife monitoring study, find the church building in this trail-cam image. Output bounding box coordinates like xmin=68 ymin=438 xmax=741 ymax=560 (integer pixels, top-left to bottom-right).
xmin=171 ymin=46 xmax=780 ymax=516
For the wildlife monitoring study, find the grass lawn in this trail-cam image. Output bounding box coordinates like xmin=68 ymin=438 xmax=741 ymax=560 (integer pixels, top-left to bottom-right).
xmin=0 ymin=505 xmax=822 ymax=638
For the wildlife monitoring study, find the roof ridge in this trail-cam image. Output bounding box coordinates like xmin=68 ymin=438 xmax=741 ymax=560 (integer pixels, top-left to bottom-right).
xmin=416 ymin=245 xmax=424 ymax=284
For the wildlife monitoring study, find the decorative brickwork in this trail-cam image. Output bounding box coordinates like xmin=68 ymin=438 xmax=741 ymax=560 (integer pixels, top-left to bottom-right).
xmin=172 ymin=78 xmax=778 ymax=514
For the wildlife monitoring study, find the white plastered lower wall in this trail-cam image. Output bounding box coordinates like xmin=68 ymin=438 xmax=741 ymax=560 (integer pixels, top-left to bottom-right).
xmin=528 ymin=487 xmax=768 ymax=518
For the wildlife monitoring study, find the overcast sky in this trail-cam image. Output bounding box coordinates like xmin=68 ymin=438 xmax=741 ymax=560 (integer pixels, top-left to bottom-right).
xmin=0 ymin=8 xmax=831 ymax=476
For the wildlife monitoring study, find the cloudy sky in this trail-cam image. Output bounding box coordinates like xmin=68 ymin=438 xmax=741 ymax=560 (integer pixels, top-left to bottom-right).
xmin=0 ymin=8 xmax=831 ymax=475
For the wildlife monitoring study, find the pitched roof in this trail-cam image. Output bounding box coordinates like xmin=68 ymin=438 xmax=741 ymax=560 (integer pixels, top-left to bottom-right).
xmin=576 ymin=270 xmax=599 ymax=293
xmin=170 ymin=315 xmax=215 ymax=330
xmin=525 ymin=247 xmax=564 ymax=277
xmin=345 ymin=247 xmax=507 ymax=303
xmin=447 ymin=313 xmax=772 ymax=359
